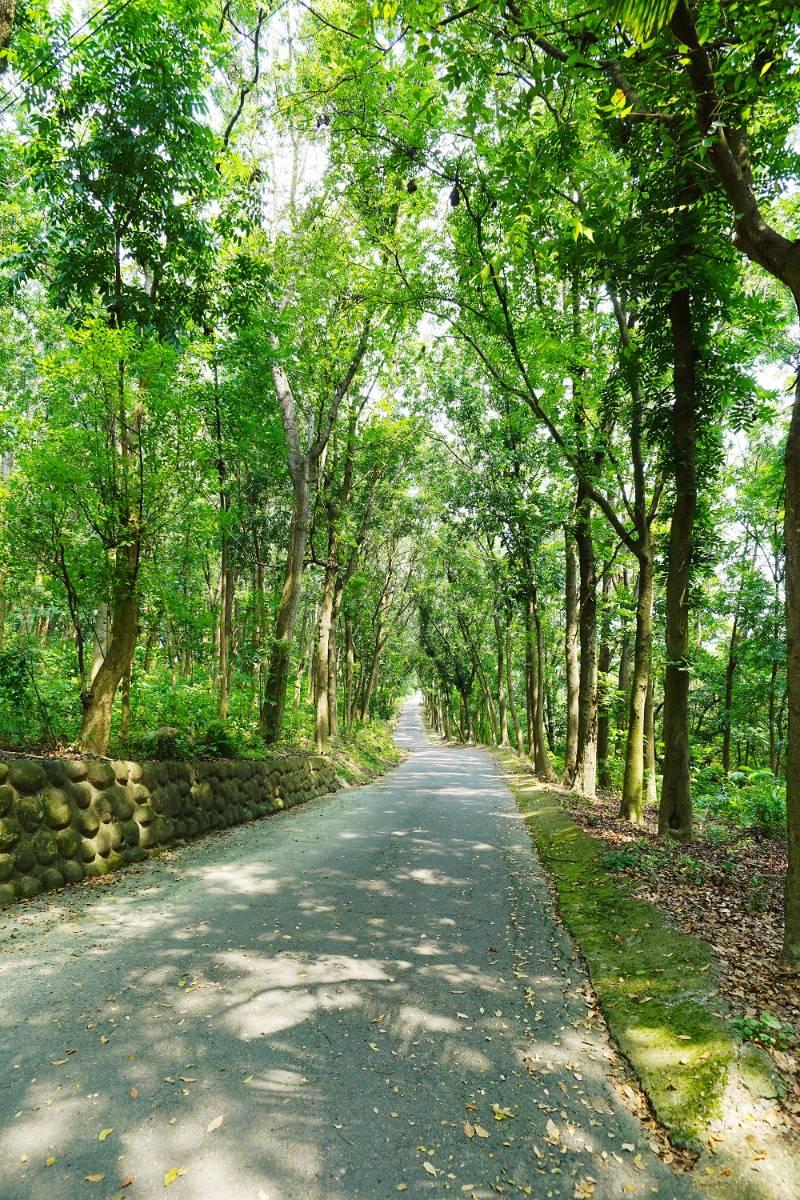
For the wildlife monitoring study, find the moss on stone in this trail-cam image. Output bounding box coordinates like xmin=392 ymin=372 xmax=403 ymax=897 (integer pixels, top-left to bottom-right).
xmin=499 ymin=754 xmax=736 ymax=1149
xmin=78 ymin=807 xmax=100 ymax=837
xmin=9 ymin=760 xmax=46 ymax=794
xmin=68 ymin=781 xmax=93 ymax=809
xmin=0 ymin=783 xmax=15 ymax=817
xmin=0 ymin=815 xmax=21 ymax=851
xmin=16 ymin=874 xmax=43 ymax=898
xmin=40 ymin=866 xmax=64 ymax=891
xmin=56 ymin=826 xmax=79 ymax=858
xmin=86 ymin=760 xmax=116 ymax=788
xmin=14 ymin=839 xmax=36 ymax=874
xmin=17 ymin=794 xmax=45 ymax=832
xmin=0 ymin=881 xmax=15 ymax=906
xmin=42 ymin=787 xmax=72 ymax=829
xmin=61 ymin=858 xmax=84 ymax=884
xmin=33 ymin=828 xmax=58 ymax=864
xmin=0 ymin=852 xmax=13 ymax=881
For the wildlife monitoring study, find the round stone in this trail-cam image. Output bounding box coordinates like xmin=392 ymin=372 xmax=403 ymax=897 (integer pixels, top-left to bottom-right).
xmin=9 ymin=760 xmax=46 ymax=795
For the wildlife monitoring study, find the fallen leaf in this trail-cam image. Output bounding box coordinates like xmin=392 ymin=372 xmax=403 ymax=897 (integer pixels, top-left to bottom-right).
xmin=545 ymin=1119 xmax=560 ymax=1145
xmin=207 ymin=1115 xmax=224 ymax=1134
xmin=50 ymin=1058 xmax=69 ymax=1066
xmin=491 ymin=1104 xmax=514 ymax=1121
xmin=422 ymin=1162 xmax=437 ymax=1176
xmin=85 ymin=1175 xmax=105 ymax=1184
xmin=474 ymin=1124 xmax=489 ymax=1138
xmin=120 ymin=1175 xmax=135 ymax=1188
xmin=397 ymin=1185 xmax=408 ymax=1192
xmin=130 ymin=1088 xmax=139 ymax=1099
xmin=574 ymin=1180 xmax=596 ymax=1199
xmin=45 ymin=1157 xmax=56 ymax=1167
xmin=99 ymin=1128 xmax=113 ymax=1142
xmin=164 ymin=1167 xmax=187 ymax=1186
xmin=464 ymin=1121 xmax=475 ymax=1138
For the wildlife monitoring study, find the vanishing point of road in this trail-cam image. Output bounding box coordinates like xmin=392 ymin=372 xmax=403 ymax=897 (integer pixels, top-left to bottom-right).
xmin=0 ymin=699 xmax=699 ymax=1199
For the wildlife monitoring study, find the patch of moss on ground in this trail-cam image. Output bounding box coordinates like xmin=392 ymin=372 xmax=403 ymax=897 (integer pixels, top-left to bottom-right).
xmin=499 ymin=753 xmax=737 ymax=1148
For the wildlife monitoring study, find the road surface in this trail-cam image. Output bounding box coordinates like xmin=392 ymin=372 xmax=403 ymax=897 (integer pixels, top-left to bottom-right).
xmin=0 ymin=698 xmax=699 ymax=1198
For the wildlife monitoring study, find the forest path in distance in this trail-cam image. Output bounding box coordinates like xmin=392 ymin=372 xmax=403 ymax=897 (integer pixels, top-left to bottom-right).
xmin=0 ymin=699 xmax=699 ymax=1199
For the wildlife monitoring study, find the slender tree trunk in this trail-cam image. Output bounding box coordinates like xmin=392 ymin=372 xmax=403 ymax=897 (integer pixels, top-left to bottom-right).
xmin=494 ymin=612 xmax=510 ymax=746
xmin=261 ymin=470 xmax=309 ymax=743
xmin=328 ymin=615 xmax=339 ymax=739
xmin=644 ymin=672 xmax=658 ymax=808
xmin=344 ymin=617 xmax=355 ymax=731
xmin=314 ymin=565 xmax=337 ymax=751
xmin=597 ymin=571 xmax=612 ymax=790
xmin=525 ymin=597 xmax=536 ymax=755
xmin=659 ymin=287 xmax=697 ymax=840
xmin=721 ymin=611 xmax=739 ymax=773
xmin=218 ymin=541 xmax=234 ymax=720
xmin=621 ymin=554 xmax=654 ymax=822
xmin=505 ymin=629 xmax=524 ymax=755
xmin=533 ymin=599 xmax=555 ymax=780
xmin=573 ymin=481 xmax=598 ymax=797
xmin=562 ymin=526 xmax=580 ymax=783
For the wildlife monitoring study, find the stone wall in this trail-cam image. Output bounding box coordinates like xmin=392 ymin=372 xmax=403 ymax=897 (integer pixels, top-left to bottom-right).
xmin=0 ymin=753 xmax=338 ymax=907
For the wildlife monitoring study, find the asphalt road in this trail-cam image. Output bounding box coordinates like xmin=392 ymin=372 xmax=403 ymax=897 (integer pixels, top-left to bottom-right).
xmin=0 ymin=698 xmax=700 ymax=1199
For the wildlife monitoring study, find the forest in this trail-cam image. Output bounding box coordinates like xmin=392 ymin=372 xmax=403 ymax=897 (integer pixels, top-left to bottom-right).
xmin=0 ymin=0 xmax=798 ymax=983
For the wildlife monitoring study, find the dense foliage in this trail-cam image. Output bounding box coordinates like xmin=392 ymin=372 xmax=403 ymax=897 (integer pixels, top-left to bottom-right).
xmin=0 ymin=0 xmax=798 ymax=966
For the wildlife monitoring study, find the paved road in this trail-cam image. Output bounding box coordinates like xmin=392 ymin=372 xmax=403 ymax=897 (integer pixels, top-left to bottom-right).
xmin=0 ymin=699 xmax=699 ymax=1199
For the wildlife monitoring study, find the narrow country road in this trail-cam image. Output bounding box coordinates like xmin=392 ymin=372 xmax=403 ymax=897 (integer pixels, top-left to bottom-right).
xmin=0 ymin=700 xmax=699 ymax=1199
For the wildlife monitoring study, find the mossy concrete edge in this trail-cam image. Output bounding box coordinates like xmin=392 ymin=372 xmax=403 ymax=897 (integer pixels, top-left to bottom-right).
xmin=496 ymin=750 xmax=737 ymax=1149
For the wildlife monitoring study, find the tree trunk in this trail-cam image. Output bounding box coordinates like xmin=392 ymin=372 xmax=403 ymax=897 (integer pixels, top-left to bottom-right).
xmin=597 ymin=571 xmax=612 ymax=790
xmin=505 ymin=629 xmax=524 ymax=755
xmin=572 ymin=481 xmax=598 ymax=797
xmin=644 ymin=672 xmax=658 ymax=809
xmin=218 ymin=540 xmax=234 ymax=720
xmin=344 ymin=617 xmax=355 ymax=731
xmin=314 ymin=565 xmax=337 ymax=751
xmin=721 ymin=611 xmax=739 ymax=774
xmin=783 ymin=370 xmax=800 ymax=966
xmin=659 ymin=287 xmax=697 ymax=841
xmin=80 ymin=547 xmax=138 ymax=754
xmin=494 ymin=611 xmax=510 ymax=746
xmin=533 ymin=599 xmax=555 ymax=780
xmin=562 ymin=526 xmax=580 ymax=783
xmin=91 ymin=602 xmax=110 ymax=686
xmin=261 ymin=470 xmax=309 ymax=743
xmin=621 ymin=554 xmax=654 ymax=822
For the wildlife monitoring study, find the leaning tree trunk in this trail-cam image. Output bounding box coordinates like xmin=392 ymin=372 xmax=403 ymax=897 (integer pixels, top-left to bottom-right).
xmin=562 ymin=527 xmax=580 ymax=783
xmin=261 ymin=469 xmax=309 ymax=744
xmin=572 ymin=481 xmax=598 ymax=797
xmin=621 ymin=554 xmax=654 ymax=823
xmin=597 ymin=572 xmax=612 ymax=791
xmin=659 ymin=287 xmax=697 ymax=841
xmin=80 ymin=547 xmax=138 ymax=754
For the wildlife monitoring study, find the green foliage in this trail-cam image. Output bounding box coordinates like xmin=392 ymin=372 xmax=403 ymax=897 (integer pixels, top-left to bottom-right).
xmin=732 ymin=1012 xmax=797 ymax=1053
xmin=693 ymin=767 xmax=786 ymax=834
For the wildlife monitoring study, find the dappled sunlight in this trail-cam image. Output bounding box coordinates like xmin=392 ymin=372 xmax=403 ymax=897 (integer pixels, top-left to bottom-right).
xmin=0 ymin=700 xmax=702 ymax=1199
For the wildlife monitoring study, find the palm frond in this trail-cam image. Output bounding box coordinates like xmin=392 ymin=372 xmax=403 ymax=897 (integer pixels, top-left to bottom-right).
xmin=608 ymin=0 xmax=679 ymax=40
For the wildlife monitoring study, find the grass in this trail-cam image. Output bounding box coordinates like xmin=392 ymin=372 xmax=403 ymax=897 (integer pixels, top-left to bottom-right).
xmin=498 ymin=751 xmax=738 ymax=1149
xmin=329 ymin=719 xmax=402 ymax=785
